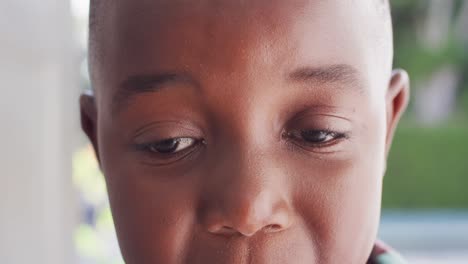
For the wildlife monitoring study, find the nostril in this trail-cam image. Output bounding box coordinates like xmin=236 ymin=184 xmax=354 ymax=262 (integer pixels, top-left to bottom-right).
xmin=218 ymin=226 xmax=237 ymax=235
xmin=264 ymin=224 xmax=282 ymax=233
xmin=222 ymin=226 xmax=234 ymax=231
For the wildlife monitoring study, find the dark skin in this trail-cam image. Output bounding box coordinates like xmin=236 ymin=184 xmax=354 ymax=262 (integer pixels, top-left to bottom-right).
xmin=81 ymin=0 xmax=410 ymax=263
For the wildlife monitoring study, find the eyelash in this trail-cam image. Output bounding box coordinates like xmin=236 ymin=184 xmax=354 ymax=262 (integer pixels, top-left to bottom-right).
xmin=137 ymin=129 xmax=348 ymax=162
xmin=136 ymin=138 xmax=205 ymax=162
xmin=283 ymin=129 xmax=349 ymax=149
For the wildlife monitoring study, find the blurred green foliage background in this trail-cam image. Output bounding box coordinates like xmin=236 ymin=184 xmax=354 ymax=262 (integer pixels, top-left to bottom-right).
xmin=382 ymin=0 xmax=468 ymax=209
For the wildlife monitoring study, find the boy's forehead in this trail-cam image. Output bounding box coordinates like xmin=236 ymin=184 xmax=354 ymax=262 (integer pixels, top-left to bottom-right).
xmin=94 ymin=0 xmax=391 ymax=99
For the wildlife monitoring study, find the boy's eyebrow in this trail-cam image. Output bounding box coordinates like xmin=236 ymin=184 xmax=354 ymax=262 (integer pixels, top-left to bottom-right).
xmin=113 ymin=71 xmax=199 ymax=112
xmin=113 ymin=64 xmax=362 ymax=113
xmin=287 ymin=64 xmax=362 ymax=90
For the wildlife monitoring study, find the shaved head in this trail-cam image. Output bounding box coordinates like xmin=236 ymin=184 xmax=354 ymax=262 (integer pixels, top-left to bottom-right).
xmin=88 ymin=0 xmax=393 ymax=92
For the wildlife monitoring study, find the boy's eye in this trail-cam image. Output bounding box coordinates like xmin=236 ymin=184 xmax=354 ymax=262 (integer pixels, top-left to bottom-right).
xmin=145 ymin=138 xmax=198 ymax=154
xmin=286 ymin=129 xmax=348 ymax=147
xmin=134 ymin=136 xmax=205 ymax=166
xmin=300 ymin=130 xmax=341 ymax=143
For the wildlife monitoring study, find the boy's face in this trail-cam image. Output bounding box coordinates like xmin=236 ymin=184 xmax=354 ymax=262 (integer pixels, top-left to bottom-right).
xmin=81 ymin=0 xmax=409 ymax=263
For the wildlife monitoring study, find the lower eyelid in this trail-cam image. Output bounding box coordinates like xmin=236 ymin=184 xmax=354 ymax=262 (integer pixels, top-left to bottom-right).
xmin=136 ymin=146 xmax=199 ymax=167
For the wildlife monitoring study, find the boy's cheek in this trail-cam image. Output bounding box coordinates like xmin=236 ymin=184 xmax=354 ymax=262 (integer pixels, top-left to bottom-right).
xmin=293 ymin=157 xmax=382 ymax=263
xmin=290 ymin=114 xmax=385 ymax=262
xmin=101 ymin=159 xmax=200 ymax=263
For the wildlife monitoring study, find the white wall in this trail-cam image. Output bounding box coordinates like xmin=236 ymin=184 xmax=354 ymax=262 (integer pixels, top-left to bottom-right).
xmin=0 ymin=1 xmax=79 ymax=263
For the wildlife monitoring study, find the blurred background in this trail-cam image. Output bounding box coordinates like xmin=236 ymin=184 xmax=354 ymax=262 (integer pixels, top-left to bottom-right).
xmin=1 ymin=0 xmax=467 ymax=263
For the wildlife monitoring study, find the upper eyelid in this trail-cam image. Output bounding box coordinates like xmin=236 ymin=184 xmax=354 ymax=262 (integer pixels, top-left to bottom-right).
xmin=288 ymin=113 xmax=353 ymax=132
xmin=138 ymin=136 xmax=197 ymax=147
xmin=133 ymin=121 xmax=203 ymax=139
xmin=287 ymin=129 xmax=345 ymax=138
xmin=287 ymin=108 xmax=354 ymax=124
xmin=133 ymin=130 xmax=203 ymax=146
xmin=133 ymin=115 xmax=352 ymax=144
xmin=136 ymin=137 xmax=201 ymax=155
xmin=285 ymin=129 xmax=350 ymax=146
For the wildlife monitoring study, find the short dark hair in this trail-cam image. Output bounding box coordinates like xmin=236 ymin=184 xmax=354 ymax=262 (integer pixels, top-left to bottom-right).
xmin=88 ymin=0 xmax=389 ymax=42
xmin=88 ymin=0 xmax=111 ymax=88
xmin=87 ymin=0 xmax=391 ymax=87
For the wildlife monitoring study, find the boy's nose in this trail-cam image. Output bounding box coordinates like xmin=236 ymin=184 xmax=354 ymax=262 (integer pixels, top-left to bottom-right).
xmin=200 ymin=154 xmax=293 ymax=237
xmin=204 ymin=191 xmax=292 ymax=237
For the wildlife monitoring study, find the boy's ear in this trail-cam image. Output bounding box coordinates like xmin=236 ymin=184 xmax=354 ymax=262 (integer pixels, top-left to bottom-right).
xmin=385 ymin=69 xmax=410 ymax=157
xmin=80 ymin=92 xmax=101 ymax=165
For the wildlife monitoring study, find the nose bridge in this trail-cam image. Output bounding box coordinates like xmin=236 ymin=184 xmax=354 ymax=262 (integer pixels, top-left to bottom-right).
xmin=222 ymin=150 xmax=276 ymax=214
xmin=200 ymin=144 xmax=292 ymax=236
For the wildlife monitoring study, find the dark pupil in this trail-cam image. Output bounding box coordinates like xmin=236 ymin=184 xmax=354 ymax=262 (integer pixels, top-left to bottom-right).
xmin=152 ymin=139 xmax=179 ymax=153
xmin=301 ymin=130 xmax=329 ymax=143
